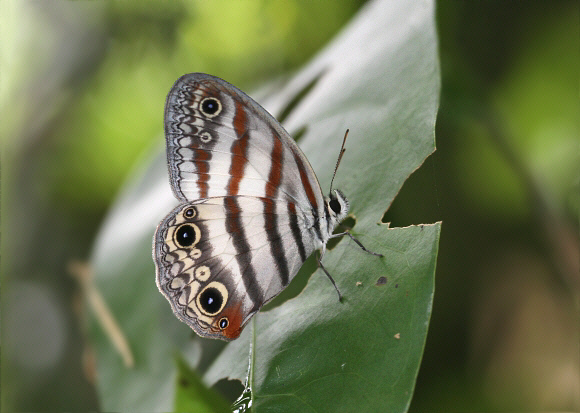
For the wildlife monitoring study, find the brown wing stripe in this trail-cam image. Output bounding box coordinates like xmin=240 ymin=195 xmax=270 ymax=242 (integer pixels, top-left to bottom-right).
xmin=227 ymin=101 xmax=249 ymax=195
xmin=194 ymin=149 xmax=211 ymax=198
xmin=292 ymin=151 xmax=319 ymax=212
xmin=265 ymin=130 xmax=283 ymax=199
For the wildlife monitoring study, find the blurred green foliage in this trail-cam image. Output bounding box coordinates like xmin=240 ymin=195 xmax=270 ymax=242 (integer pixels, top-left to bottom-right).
xmin=1 ymin=0 xmax=578 ymax=412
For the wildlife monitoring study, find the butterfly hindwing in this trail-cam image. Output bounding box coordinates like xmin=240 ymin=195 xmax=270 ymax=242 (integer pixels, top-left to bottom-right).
xmin=154 ymin=196 xmax=316 ymax=340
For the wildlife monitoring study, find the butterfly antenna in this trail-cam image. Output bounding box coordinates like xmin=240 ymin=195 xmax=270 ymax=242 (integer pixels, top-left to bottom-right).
xmin=329 ymin=129 xmax=349 ymax=195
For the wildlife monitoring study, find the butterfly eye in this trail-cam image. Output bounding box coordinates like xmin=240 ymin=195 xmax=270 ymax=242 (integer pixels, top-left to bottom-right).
xmin=197 ymin=282 xmax=228 ymax=316
xmin=329 ymin=198 xmax=341 ymax=214
xmin=200 ymin=97 xmax=222 ymax=118
xmin=183 ymin=207 xmax=196 ymax=218
xmin=174 ymin=224 xmax=200 ymax=248
xmin=218 ymin=317 xmax=229 ymax=329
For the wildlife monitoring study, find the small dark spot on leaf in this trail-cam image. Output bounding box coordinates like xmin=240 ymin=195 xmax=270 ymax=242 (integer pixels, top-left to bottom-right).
xmin=179 ymin=378 xmax=189 ymax=387
xmin=395 ymin=283 xmax=399 ymax=288
xmin=375 ymin=276 xmax=387 ymax=286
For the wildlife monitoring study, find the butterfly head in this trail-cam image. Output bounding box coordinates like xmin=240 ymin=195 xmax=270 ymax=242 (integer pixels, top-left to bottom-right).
xmin=327 ymin=189 xmax=349 ymax=224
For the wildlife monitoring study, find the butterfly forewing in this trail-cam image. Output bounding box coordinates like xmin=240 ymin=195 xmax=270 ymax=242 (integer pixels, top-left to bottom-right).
xmin=164 ymin=73 xmax=325 ymax=213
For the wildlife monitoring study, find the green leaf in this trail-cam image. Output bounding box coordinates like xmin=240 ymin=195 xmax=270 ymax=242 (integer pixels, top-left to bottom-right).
xmin=174 ymin=355 xmax=230 ymax=413
xmin=206 ymin=223 xmax=440 ymax=412
xmin=89 ymin=0 xmax=440 ymax=411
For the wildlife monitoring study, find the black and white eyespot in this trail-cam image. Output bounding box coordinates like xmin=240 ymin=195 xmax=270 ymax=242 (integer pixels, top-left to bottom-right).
xmin=183 ymin=207 xmax=196 ymax=219
xmin=199 ymin=131 xmax=213 ymax=143
xmin=199 ymin=97 xmax=222 ymax=118
xmin=174 ymin=223 xmax=201 ymax=248
xmin=196 ymin=281 xmax=228 ymax=316
xmin=218 ymin=317 xmax=229 ymax=330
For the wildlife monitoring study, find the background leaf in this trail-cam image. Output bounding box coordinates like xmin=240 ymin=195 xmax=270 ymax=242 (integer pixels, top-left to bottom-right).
xmin=174 ymin=355 xmax=230 ymax=413
xmin=88 ymin=0 xmax=439 ymax=411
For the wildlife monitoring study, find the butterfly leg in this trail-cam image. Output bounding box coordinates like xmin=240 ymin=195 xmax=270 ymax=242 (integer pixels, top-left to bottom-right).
xmin=330 ymin=231 xmax=384 ymax=257
xmin=317 ymin=253 xmax=343 ymax=302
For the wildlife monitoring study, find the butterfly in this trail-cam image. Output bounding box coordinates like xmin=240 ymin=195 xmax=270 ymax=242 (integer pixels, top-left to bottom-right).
xmin=154 ymin=73 xmax=381 ymax=340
